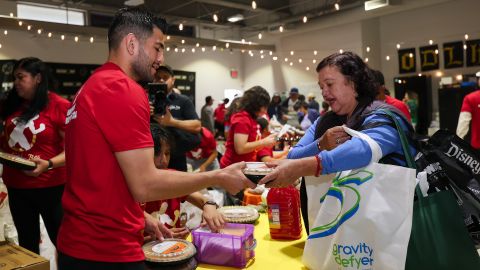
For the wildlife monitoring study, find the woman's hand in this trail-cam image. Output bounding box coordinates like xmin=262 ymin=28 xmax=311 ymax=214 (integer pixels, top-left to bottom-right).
xmin=144 ymin=212 xmax=173 ymax=241
xmin=318 ymin=126 xmax=351 ymax=151
xmin=258 ymin=157 xmax=317 ymax=188
xmin=201 ymin=205 xmax=226 ymax=232
xmin=152 ymin=108 xmax=173 ymax=126
xmin=261 ymin=133 xmax=277 ymax=148
xmin=23 ymin=157 xmax=49 ymax=177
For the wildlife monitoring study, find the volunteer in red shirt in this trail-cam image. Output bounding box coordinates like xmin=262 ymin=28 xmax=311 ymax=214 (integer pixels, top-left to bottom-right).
xmin=0 ymin=57 xmax=69 ymax=254
xmin=214 ymin=98 xmax=229 ymax=138
xmin=220 ymin=86 xmax=276 ymax=168
xmin=187 ymin=127 xmax=219 ymax=172
xmin=457 ymin=73 xmax=480 ymax=149
xmin=372 ymin=69 xmax=412 ymax=122
xmin=57 ymin=8 xmax=252 ymax=270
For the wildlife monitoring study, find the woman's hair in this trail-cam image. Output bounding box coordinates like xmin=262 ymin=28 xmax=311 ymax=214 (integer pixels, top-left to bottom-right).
xmin=150 ymin=123 xmax=174 ymax=156
xmin=256 ymin=117 xmax=269 ymax=132
xmin=225 ymin=97 xmax=241 ymax=122
xmin=1 ymin=57 xmax=50 ymax=124
xmin=316 ymin=51 xmax=378 ymax=104
xmin=239 ymin=86 xmax=271 ymax=118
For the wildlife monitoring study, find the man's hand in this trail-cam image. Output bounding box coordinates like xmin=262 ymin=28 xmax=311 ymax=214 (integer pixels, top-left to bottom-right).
xmin=170 ymin=227 xmax=190 ymax=239
xmin=144 ymin=212 xmax=173 ymax=241
xmin=258 ymin=158 xmax=316 ymax=188
xmin=23 ymin=157 xmax=49 ymax=177
xmin=153 ymin=108 xmax=174 ymax=127
xmin=201 ymin=205 xmax=225 ymax=232
xmin=215 ymin=162 xmax=256 ymax=194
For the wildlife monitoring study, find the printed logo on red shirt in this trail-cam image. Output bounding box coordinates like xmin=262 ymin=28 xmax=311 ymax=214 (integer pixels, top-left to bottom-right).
xmin=7 ymin=115 xmax=45 ymax=152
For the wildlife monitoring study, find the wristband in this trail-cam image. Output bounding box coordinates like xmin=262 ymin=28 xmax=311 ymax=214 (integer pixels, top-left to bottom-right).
xmin=314 ymin=155 xmax=322 ymax=177
xmin=47 ymin=159 xmax=53 ymax=170
xmin=203 ymin=200 xmax=218 ymax=209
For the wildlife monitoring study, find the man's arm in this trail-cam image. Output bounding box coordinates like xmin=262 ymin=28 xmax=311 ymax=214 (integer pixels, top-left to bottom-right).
xmin=115 ymin=147 xmax=253 ymax=202
xmin=199 ymin=150 xmax=218 ymax=172
xmin=457 ymin=112 xmax=472 ymax=139
xmin=153 ymin=109 xmax=201 ymax=134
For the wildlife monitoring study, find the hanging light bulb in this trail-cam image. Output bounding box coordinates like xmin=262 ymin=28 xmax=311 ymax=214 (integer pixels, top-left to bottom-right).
xmin=213 ymin=14 xmax=218 ymax=22
xmin=335 ymin=3 xmax=340 ymax=10
xmin=90 ymin=37 xmax=94 ymax=43
xmin=298 ymin=58 xmax=303 ymax=63
xmin=418 ymin=73 xmax=422 ymax=77
xmin=4 ymin=30 xmax=7 ymax=35
xmin=273 ymin=56 xmax=278 ymax=61
xmin=213 ymin=45 xmax=217 ymax=51
xmin=386 ymin=55 xmax=390 ymax=61
xmin=181 ymin=39 xmax=185 ymax=44
xmin=258 ymin=32 xmax=262 ymax=39
xmin=313 ymin=59 xmax=317 ymax=64
xmin=289 ymin=62 xmax=293 ymax=66
xmin=284 ymin=58 xmax=288 ymax=62
xmin=464 ymin=44 xmax=467 ymax=50
xmin=306 ymin=67 xmax=310 ymax=71
xmin=202 ymin=47 xmax=206 ymax=52
xmin=74 ymin=36 xmax=79 ymax=42
xmin=429 ymin=39 xmax=433 ymax=45
xmin=261 ymin=55 xmax=264 ymax=59
xmin=167 ymin=36 xmax=171 ymax=40
xmin=225 ymin=43 xmax=229 ymax=48
xmin=196 ymin=43 xmax=200 ymax=47
xmin=37 ymin=29 xmax=42 ymax=34
xmin=0 ymin=44 xmax=2 ymax=49
xmin=61 ymin=34 xmax=65 ymax=40
xmin=248 ymin=41 xmax=252 ymax=45
xmin=9 ymin=13 xmax=13 ymax=17
xmin=252 ymin=1 xmax=257 ymax=9
xmin=409 ymin=53 xmax=413 ymax=58
xmin=181 ymin=48 xmax=185 ymax=53
xmin=290 ymin=50 xmax=294 ymax=55
xmin=18 ymin=21 xmax=22 ymax=26
xmin=192 ymin=48 xmax=195 ymax=53
xmin=269 ymin=51 xmax=273 ymax=56
xmin=241 ymin=38 xmax=245 ymax=44
xmin=366 ymin=46 xmax=370 ymax=52
xmin=48 ymin=32 xmax=52 ymax=38
xmin=303 ymin=16 xmax=308 ymax=23
xmin=179 ymin=23 xmax=184 ymax=31
xmin=339 ymin=49 xmax=343 ymax=53
xmin=27 ymin=25 xmax=31 ymax=30
xmin=365 ymin=58 xmax=369 ymax=62
xmin=166 ymin=47 xmax=170 ymax=51
xmin=279 ymin=26 xmax=284 ymax=32
xmin=465 ymin=34 xmax=469 ymax=40
xmin=260 ymin=50 xmax=264 ymax=54
xmin=174 ymin=47 xmax=178 ymax=52
xmin=435 ymin=49 xmax=439 ymax=54
xmin=314 ymin=50 xmax=317 ymax=55
xmin=396 ymin=43 xmax=401 ymax=49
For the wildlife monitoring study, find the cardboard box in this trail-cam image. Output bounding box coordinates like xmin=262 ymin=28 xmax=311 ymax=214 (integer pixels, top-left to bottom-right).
xmin=0 ymin=241 xmax=49 ymax=270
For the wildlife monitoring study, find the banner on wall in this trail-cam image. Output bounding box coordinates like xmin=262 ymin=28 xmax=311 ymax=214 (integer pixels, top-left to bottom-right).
xmin=466 ymin=39 xmax=480 ymax=67
xmin=420 ymin=45 xmax=439 ymax=72
xmin=398 ymin=48 xmax=416 ymax=74
xmin=443 ymin=41 xmax=464 ymax=69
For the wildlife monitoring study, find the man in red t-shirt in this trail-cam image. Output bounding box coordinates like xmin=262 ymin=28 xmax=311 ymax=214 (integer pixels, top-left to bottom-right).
xmin=372 ymin=69 xmax=412 ymax=122
xmin=214 ymin=98 xmax=229 ymax=139
xmin=457 ymin=73 xmax=480 ymax=149
xmin=58 ymin=8 xmax=253 ymax=270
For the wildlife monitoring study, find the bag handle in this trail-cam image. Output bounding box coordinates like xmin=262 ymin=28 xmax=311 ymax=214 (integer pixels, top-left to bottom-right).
xmin=343 ymin=126 xmax=383 ymax=164
xmin=376 ymin=109 xmax=423 ymax=200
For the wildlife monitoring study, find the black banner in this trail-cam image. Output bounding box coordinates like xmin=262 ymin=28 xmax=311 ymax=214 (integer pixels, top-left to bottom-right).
xmin=443 ymin=41 xmax=464 ymax=69
xmin=466 ymin=39 xmax=480 ymax=67
xmin=398 ymin=48 xmax=416 ymax=74
xmin=420 ymin=45 xmax=439 ymax=72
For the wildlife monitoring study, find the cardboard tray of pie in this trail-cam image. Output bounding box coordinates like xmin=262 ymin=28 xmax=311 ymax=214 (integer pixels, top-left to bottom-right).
xmin=218 ymin=206 xmax=260 ymax=224
xmin=143 ymin=239 xmax=196 ymax=265
xmin=0 ymin=152 xmax=36 ymax=170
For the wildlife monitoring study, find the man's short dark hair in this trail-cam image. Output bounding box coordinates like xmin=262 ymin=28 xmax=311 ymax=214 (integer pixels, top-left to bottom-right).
xmin=108 ymin=7 xmax=168 ymax=51
xmin=156 ymin=65 xmax=174 ymax=76
xmin=205 ymin=96 xmax=213 ymax=103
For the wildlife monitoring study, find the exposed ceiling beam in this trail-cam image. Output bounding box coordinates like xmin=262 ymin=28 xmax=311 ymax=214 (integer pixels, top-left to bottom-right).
xmin=194 ymin=0 xmax=267 ymax=12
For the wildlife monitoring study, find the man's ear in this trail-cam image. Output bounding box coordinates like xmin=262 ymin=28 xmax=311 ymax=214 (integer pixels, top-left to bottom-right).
xmin=125 ymin=33 xmax=137 ymax=55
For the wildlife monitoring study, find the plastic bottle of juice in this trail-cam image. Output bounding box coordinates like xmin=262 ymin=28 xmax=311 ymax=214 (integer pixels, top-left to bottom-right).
xmin=267 ymin=186 xmax=302 ymax=240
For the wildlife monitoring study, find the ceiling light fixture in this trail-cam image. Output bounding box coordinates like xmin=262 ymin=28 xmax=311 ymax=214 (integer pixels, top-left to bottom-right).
xmin=227 ymin=14 xmax=244 ymax=23
xmin=465 ymin=34 xmax=469 ymax=40
xmin=252 ymin=1 xmax=257 ymax=10
xmin=335 ymin=3 xmax=340 ymax=10
xmin=314 ymin=50 xmax=317 ymax=55
xmin=396 ymin=43 xmax=401 ymax=49
xmin=303 ymin=16 xmax=308 ymax=23
xmin=48 ymin=32 xmax=52 ymax=37
xmin=290 ymin=50 xmax=294 ymax=55
xmin=386 ymin=55 xmax=390 ymax=61
xmin=37 ymin=29 xmax=42 ymax=34
xmin=3 ymin=30 xmax=7 ymax=35
xmin=74 ymin=36 xmax=79 ymax=42
xmin=226 ymin=43 xmax=229 ymax=48
xmin=213 ymin=14 xmax=218 ymax=22
xmin=181 ymin=48 xmax=185 ymax=53
xmin=90 ymin=37 xmax=94 ymax=43
xmin=61 ymin=34 xmax=65 ymax=40
xmin=279 ymin=26 xmax=284 ymax=32
xmin=196 ymin=43 xmax=200 ymax=47
xmin=258 ymin=32 xmax=262 ymax=39
xmin=179 ymin=23 xmax=183 ymax=31
xmin=202 ymin=47 xmax=206 ymax=52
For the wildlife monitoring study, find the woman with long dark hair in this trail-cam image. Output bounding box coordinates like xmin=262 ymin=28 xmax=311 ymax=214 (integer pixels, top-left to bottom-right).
xmin=0 ymin=57 xmax=70 ymax=253
xmin=220 ymin=86 xmax=277 ymax=168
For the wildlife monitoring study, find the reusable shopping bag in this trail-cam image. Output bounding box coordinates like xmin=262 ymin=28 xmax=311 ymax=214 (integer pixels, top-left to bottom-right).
xmin=302 ymin=126 xmax=417 ymax=270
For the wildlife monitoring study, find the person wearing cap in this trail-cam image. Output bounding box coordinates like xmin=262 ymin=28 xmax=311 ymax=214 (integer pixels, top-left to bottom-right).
xmin=153 ymin=65 xmax=202 ymax=171
xmin=457 ymin=71 xmax=480 ymax=150
xmin=214 ymin=98 xmax=229 ymax=139
xmin=282 ymin=87 xmax=300 ymax=112
xmin=201 ymin=96 xmax=215 ymax=134
xmin=307 ymin=93 xmax=320 ymax=111
xmin=372 ymin=69 xmax=411 ymax=122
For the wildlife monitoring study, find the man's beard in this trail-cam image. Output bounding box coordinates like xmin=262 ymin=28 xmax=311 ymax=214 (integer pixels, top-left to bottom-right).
xmin=132 ymin=48 xmax=153 ymax=82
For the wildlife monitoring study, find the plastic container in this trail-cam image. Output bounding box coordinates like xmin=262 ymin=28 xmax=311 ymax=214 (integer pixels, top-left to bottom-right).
xmin=267 ymin=186 xmax=302 ymax=240
xmin=191 ymin=223 xmax=256 ymax=268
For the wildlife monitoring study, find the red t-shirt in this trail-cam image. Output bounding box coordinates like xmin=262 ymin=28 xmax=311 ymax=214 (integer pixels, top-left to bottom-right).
xmin=461 ymin=90 xmax=480 ymax=149
xmin=214 ymin=104 xmax=226 ymax=123
xmin=220 ymin=111 xmax=261 ymax=168
xmin=58 ymin=62 xmax=153 ymax=262
xmin=142 ymin=196 xmax=187 ymax=229
xmin=385 ymin=95 xmax=411 ymax=122
xmin=1 ymin=92 xmax=70 ymax=188
xmin=186 ymin=127 xmax=216 ymax=160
